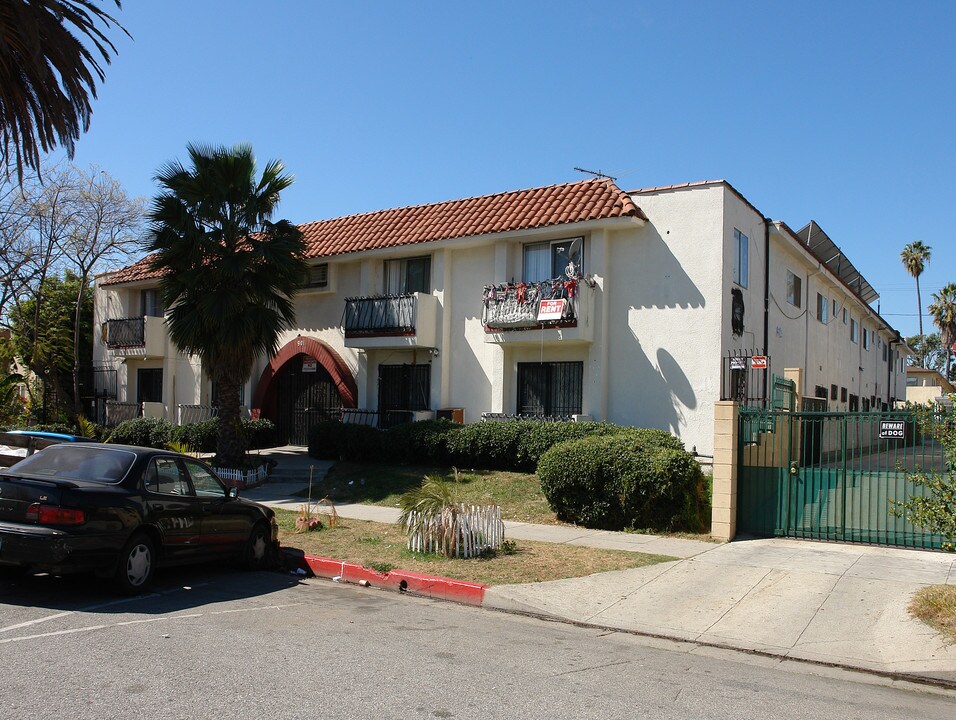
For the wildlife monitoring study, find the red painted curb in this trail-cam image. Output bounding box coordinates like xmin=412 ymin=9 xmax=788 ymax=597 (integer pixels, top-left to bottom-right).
xmin=303 ymin=554 xmax=488 ymax=606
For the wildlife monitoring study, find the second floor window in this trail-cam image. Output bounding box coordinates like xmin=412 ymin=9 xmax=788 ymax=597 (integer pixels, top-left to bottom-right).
xmin=141 ymin=288 xmax=164 ymax=317
xmin=733 ymin=229 xmax=748 ymax=288
xmin=523 ymin=237 xmax=583 ymax=283
xmin=816 ymin=293 xmax=828 ymax=323
xmin=786 ymin=271 xmax=802 ymax=308
xmin=385 ymin=256 xmax=430 ymax=294
xmin=850 ymin=318 xmax=858 ymax=343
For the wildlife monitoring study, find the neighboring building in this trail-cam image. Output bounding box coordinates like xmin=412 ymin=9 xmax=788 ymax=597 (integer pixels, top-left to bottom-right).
xmin=92 ymin=178 xmax=908 ymax=454
xmin=905 ymin=366 xmax=955 ymax=406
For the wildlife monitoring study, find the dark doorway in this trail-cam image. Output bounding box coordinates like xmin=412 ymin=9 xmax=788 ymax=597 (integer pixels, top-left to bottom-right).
xmin=275 ymin=355 xmax=342 ymax=445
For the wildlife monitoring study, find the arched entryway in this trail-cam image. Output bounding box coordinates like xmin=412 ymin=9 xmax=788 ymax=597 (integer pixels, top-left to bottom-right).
xmin=252 ymin=337 xmax=357 ymax=445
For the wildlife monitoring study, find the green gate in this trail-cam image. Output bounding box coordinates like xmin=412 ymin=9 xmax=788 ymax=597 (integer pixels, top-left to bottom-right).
xmin=737 ymin=408 xmax=948 ymax=549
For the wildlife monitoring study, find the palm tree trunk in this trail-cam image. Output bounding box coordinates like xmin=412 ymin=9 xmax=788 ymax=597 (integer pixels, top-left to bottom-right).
xmin=916 ymin=274 xmax=925 ymax=367
xmin=215 ymin=372 xmax=245 ymax=468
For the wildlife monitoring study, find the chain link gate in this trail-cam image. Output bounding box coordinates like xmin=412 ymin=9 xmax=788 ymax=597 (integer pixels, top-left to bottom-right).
xmin=737 ymin=408 xmax=948 ymax=549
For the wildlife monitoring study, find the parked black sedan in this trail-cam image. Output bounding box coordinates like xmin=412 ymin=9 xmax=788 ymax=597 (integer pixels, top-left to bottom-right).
xmin=0 ymin=443 xmax=278 ymax=593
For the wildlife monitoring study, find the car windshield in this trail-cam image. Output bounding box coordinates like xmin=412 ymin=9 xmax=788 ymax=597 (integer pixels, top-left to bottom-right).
xmin=4 ymin=445 xmax=135 ymax=484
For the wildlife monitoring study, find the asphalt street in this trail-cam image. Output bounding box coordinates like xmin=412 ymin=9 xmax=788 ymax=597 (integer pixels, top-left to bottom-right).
xmin=0 ymin=566 xmax=953 ymax=720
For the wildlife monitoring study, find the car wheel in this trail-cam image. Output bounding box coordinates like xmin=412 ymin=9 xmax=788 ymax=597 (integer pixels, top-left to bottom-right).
xmin=243 ymin=523 xmax=274 ymax=571
xmin=115 ymin=533 xmax=155 ymax=594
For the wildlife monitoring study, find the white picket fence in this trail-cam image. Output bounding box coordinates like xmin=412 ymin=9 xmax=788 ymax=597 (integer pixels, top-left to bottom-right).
xmin=405 ymin=504 xmax=505 ymax=558
xmin=214 ymin=463 xmax=269 ymax=489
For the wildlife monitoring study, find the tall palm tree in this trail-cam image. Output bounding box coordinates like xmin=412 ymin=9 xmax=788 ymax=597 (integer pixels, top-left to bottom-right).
xmin=928 ymin=283 xmax=956 ymax=382
xmin=900 ymin=241 xmax=932 ymax=366
xmin=148 ymin=144 xmax=308 ymax=467
xmin=0 ymin=1 xmax=127 ymax=181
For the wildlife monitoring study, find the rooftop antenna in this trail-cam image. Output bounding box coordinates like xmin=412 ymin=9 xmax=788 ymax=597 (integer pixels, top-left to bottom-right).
xmin=574 ymin=166 xmax=617 ymax=181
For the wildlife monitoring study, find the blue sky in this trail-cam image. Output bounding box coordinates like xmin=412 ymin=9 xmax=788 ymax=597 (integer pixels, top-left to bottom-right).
xmin=62 ymin=1 xmax=955 ymax=339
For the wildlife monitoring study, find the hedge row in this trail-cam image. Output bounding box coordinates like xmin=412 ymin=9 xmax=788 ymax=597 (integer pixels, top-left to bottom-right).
xmin=106 ymin=416 xmax=277 ymax=452
xmin=307 ymin=418 xmax=683 ymax=472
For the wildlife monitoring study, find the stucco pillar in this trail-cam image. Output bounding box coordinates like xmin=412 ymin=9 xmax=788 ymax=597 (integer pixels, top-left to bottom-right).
xmin=783 ymin=367 xmax=803 ymax=399
xmin=711 ymin=400 xmax=739 ymax=541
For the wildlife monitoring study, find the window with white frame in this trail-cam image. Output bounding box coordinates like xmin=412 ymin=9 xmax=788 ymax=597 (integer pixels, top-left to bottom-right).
xmin=140 ymin=288 xmax=164 ymax=318
xmin=523 ymin=237 xmax=583 ymax=283
xmin=816 ymin=293 xmax=828 ymax=323
xmin=786 ymin=271 xmax=802 ymax=308
xmin=863 ymin=328 xmax=870 ymax=350
xmin=304 ymin=263 xmax=329 ymax=290
xmin=733 ymin=229 xmax=748 ymax=288
xmin=832 ymin=298 xmax=837 ymax=318
xmin=843 ymin=307 xmax=847 ymax=324
xmin=850 ymin=318 xmax=858 ymax=344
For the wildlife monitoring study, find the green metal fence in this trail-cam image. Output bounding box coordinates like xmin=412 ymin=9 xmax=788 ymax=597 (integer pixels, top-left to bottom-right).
xmin=737 ymin=408 xmax=949 ymax=549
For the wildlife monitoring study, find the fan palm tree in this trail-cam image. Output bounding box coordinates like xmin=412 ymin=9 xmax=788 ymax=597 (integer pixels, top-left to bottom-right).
xmin=148 ymin=144 xmax=308 ymax=467
xmin=0 ymin=1 xmax=127 ymax=181
xmin=900 ymin=241 xmax=932 ymax=366
xmin=928 ymin=283 xmax=956 ymax=382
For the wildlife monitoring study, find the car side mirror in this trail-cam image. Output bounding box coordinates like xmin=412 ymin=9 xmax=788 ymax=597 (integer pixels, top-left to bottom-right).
xmin=227 ymin=487 xmax=239 ymax=499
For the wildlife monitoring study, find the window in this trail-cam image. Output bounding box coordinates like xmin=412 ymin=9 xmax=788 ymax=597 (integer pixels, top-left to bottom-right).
xmin=384 ymin=256 xmax=430 ymax=294
xmin=840 ymin=387 xmax=848 ymax=403
xmin=843 ymin=307 xmax=847 ymax=324
xmin=849 ymin=394 xmax=859 ymax=412
xmin=830 ymin=384 xmax=838 ymax=401
xmin=850 ymin=318 xmax=858 ymax=344
xmin=816 ymin=293 xmax=828 ymax=323
xmin=733 ymin=229 xmax=748 ymax=288
xmin=517 ymin=362 xmax=583 ymax=416
xmin=814 ymin=385 xmax=827 ymax=399
xmin=378 ymin=364 xmax=430 ymax=411
xmin=862 ymin=397 xmax=870 ymax=412
xmin=786 ymin=271 xmax=802 ymax=308
xmin=137 ymin=368 xmax=163 ymax=403
xmin=523 ymin=237 xmax=583 ymax=283
xmin=304 ymin=263 xmax=329 ymax=289
xmin=145 ymin=458 xmax=190 ymax=495
xmin=863 ymin=328 xmax=870 ymax=350
xmin=141 ymin=288 xmax=164 ymax=317
xmin=184 ymin=460 xmax=224 ymax=497
xmin=832 ymin=299 xmax=838 ymax=318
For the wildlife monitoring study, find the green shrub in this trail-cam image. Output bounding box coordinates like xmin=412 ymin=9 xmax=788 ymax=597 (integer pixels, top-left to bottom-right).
xmin=244 ymin=418 xmax=277 ymax=449
xmin=538 ymin=432 xmax=705 ymax=532
xmin=383 ymin=419 xmax=462 ymax=464
xmin=308 ymin=420 xmax=383 ymax=461
xmin=171 ymin=418 xmax=219 ymax=452
xmin=107 ymin=417 xmax=175 ymax=448
xmin=445 ymin=420 xmax=528 ymax=469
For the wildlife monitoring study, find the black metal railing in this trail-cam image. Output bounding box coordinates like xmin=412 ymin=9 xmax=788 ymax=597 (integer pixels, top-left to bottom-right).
xmin=481 ymin=413 xmax=574 ymax=422
xmin=481 ymin=278 xmax=578 ymax=330
xmin=339 ymin=408 xmax=414 ymax=429
xmin=342 ymin=295 xmax=417 ymax=336
xmin=720 ymin=349 xmax=771 ymax=405
xmin=107 ymin=317 xmax=146 ymax=348
xmin=77 ymin=365 xmax=117 ymax=400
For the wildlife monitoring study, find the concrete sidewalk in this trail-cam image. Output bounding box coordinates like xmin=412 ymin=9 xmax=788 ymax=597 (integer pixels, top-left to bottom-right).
xmin=246 ymin=450 xmax=956 ymax=684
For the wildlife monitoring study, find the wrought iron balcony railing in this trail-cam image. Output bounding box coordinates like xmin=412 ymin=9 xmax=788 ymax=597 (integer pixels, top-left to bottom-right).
xmin=106 ymin=317 xmax=146 ymax=348
xmin=343 ymin=294 xmax=417 ymax=337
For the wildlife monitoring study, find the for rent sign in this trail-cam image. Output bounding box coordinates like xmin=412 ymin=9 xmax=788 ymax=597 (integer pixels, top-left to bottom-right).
xmin=537 ymin=299 xmax=566 ymax=322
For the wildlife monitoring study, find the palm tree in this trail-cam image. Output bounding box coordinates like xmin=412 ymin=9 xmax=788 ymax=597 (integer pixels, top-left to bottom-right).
xmin=148 ymin=144 xmax=307 ymax=467
xmin=928 ymin=283 xmax=956 ymax=382
xmin=0 ymin=1 xmax=127 ymax=181
xmin=900 ymin=241 xmax=932 ymax=366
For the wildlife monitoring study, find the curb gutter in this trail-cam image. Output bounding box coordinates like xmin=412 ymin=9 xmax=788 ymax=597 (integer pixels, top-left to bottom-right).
xmin=303 ymin=554 xmax=488 ymax=606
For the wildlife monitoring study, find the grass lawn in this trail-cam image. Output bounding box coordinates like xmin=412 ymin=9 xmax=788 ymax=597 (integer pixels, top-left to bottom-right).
xmin=296 ymin=462 xmax=559 ymax=525
xmin=275 ymin=508 xmax=675 ymax=586
xmin=910 ymin=585 xmax=956 ymax=643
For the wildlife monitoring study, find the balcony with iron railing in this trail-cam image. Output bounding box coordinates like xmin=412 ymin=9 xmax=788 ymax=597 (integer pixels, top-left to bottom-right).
xmin=342 ymin=292 xmax=437 ymax=349
xmin=105 ymin=316 xmax=168 ymax=359
xmin=481 ymin=278 xmax=593 ymax=345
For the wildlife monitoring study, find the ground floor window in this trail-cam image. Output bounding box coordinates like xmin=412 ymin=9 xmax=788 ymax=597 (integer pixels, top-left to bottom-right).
xmin=137 ymin=368 xmax=163 ymax=403
xmin=517 ymin=361 xmax=583 ymax=417
xmin=378 ymin=364 xmax=430 ymax=411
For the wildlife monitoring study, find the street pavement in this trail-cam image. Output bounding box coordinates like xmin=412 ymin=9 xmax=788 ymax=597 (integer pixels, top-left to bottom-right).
xmin=247 ymin=448 xmax=956 ymax=685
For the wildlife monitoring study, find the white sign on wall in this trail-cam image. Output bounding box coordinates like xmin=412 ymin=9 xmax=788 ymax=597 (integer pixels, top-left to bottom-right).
xmin=302 ymin=359 xmax=318 ymax=373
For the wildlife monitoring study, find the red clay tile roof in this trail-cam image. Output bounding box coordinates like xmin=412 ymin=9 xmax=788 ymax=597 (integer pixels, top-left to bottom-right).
xmin=102 ymin=179 xmax=645 ymax=286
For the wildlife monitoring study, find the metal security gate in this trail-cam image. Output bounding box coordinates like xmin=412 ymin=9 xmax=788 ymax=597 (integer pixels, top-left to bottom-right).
xmin=275 ymin=356 xmax=343 ymax=445
xmin=737 ymin=408 xmax=947 ymax=549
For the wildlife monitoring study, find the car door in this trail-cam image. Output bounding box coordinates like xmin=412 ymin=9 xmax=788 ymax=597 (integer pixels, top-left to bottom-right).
xmin=142 ymin=457 xmax=203 ymax=562
xmin=182 ymin=460 xmax=249 ymax=558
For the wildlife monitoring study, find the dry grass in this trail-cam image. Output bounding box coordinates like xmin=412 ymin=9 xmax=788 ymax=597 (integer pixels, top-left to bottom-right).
xmin=275 ymin=509 xmax=675 ymax=586
xmin=909 ymin=585 xmax=956 ymax=643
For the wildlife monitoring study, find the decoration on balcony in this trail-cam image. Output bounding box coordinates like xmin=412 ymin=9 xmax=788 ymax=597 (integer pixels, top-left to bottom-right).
xmin=482 ymin=275 xmax=581 ymax=330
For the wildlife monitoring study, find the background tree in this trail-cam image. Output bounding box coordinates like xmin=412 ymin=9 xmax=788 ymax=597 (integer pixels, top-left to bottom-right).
xmin=928 ymin=283 xmax=956 ymax=382
xmin=0 ymin=1 xmax=127 ymax=181
xmin=148 ymin=144 xmax=307 ymax=467
xmin=8 ymin=270 xmax=93 ymax=423
xmin=900 ymin=241 xmax=932 ymax=367
xmin=905 ymin=333 xmax=948 ymax=378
